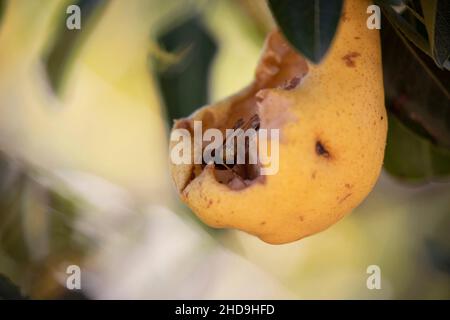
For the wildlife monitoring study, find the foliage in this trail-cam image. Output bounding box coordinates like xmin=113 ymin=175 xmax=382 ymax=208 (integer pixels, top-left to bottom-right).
xmin=45 ymin=0 xmax=107 ymax=95
xmin=155 ymin=16 xmax=217 ymax=123
xmin=0 ymin=274 xmax=27 ymax=300
xmin=268 ymin=0 xmax=343 ymax=63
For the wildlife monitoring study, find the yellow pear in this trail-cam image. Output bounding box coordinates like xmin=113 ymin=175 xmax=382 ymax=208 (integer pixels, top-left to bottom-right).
xmin=169 ymin=0 xmax=387 ymax=244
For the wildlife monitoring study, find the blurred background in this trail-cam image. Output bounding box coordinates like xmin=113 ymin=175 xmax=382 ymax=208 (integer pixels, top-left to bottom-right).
xmin=0 ymin=0 xmax=449 ymax=299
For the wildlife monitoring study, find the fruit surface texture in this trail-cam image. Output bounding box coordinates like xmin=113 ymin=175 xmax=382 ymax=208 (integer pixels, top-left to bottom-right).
xmin=169 ymin=0 xmax=387 ymax=244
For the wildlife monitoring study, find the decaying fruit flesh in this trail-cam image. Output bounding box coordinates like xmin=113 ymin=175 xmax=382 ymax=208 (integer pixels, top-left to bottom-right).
xmin=169 ymin=0 xmax=387 ymax=244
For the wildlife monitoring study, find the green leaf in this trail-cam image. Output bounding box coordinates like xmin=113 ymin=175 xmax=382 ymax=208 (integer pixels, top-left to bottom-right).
xmin=0 ymin=274 xmax=27 ymax=300
xmin=48 ymin=190 xmax=86 ymax=255
xmin=0 ymin=0 xmax=5 ymax=25
xmin=425 ymin=239 xmax=450 ymax=275
xmin=444 ymin=58 xmax=450 ymax=70
xmin=384 ymin=114 xmax=450 ymax=181
xmin=0 ymin=172 xmax=30 ymax=264
xmin=155 ymin=16 xmax=217 ymax=123
xmin=420 ymin=0 xmax=450 ymax=69
xmin=45 ymin=0 xmax=108 ymax=96
xmin=380 ymin=4 xmax=431 ymax=56
xmin=268 ymin=0 xmax=343 ymax=63
xmin=380 ymin=14 xmax=450 ymax=149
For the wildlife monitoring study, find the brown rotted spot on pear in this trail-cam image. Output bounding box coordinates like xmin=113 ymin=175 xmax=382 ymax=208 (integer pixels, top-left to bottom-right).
xmin=315 ymin=140 xmax=331 ymax=158
xmin=342 ymin=51 xmax=361 ymax=67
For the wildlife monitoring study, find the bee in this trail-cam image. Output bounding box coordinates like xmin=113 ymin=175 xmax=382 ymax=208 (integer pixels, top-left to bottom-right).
xmin=216 ymin=114 xmax=261 ymax=184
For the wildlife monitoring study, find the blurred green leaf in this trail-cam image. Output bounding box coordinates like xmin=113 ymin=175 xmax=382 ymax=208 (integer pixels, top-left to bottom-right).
xmin=0 ymin=274 xmax=27 ymax=300
xmin=156 ymin=16 xmax=217 ymax=122
xmin=403 ymin=4 xmax=426 ymax=25
xmin=420 ymin=0 xmax=438 ymax=41
xmin=0 ymin=172 xmax=30 ymax=264
xmin=420 ymin=0 xmax=450 ymax=69
xmin=381 ymin=4 xmax=431 ymax=56
xmin=381 ymin=14 xmax=450 ymax=149
xmin=425 ymin=239 xmax=450 ymax=274
xmin=48 ymin=190 xmax=86 ymax=255
xmin=45 ymin=0 xmax=107 ymax=96
xmin=384 ymin=115 xmax=450 ymax=181
xmin=0 ymin=0 xmax=5 ymax=25
xmin=268 ymin=0 xmax=343 ymax=64
xmin=444 ymin=59 xmax=450 ymax=69
xmin=1 ymin=151 xmax=86 ymax=276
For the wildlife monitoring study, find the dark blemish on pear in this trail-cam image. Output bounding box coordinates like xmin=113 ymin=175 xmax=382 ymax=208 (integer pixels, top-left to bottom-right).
xmin=316 ymin=141 xmax=330 ymax=158
xmin=342 ymin=51 xmax=361 ymax=67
